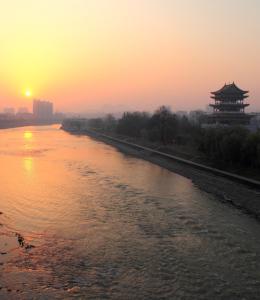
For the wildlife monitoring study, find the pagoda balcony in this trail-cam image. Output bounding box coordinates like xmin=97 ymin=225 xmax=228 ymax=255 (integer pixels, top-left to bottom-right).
xmin=211 ymin=111 xmax=248 ymax=114
xmin=210 ymin=103 xmax=249 ymax=108
xmin=211 ymin=96 xmax=249 ymax=100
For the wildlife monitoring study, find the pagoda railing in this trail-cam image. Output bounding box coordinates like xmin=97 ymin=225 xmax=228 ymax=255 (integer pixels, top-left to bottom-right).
xmin=212 ymin=102 xmax=248 ymax=105
xmin=212 ymin=111 xmax=247 ymax=114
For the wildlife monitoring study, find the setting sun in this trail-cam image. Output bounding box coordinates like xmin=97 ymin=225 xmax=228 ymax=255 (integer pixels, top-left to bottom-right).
xmin=25 ymin=90 xmax=32 ymax=98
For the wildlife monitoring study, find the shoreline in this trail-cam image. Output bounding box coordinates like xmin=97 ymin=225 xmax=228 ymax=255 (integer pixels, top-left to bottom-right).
xmin=63 ymin=128 xmax=260 ymax=219
xmin=0 ymin=121 xmax=60 ymax=130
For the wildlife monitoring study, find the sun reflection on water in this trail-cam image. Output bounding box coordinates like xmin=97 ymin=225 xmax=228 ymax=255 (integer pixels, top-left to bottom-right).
xmin=23 ymin=130 xmax=34 ymax=153
xmin=24 ymin=131 xmax=33 ymax=140
xmin=23 ymin=131 xmax=34 ymax=174
xmin=23 ymin=157 xmax=33 ymax=173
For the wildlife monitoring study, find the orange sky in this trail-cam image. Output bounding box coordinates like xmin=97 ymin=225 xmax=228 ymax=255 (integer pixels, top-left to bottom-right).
xmin=0 ymin=0 xmax=259 ymax=113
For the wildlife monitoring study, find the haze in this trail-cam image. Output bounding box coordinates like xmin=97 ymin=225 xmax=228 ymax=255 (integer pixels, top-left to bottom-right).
xmin=0 ymin=0 xmax=259 ymax=113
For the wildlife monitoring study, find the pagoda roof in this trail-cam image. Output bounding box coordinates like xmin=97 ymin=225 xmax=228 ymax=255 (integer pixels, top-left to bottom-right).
xmin=211 ymin=83 xmax=248 ymax=95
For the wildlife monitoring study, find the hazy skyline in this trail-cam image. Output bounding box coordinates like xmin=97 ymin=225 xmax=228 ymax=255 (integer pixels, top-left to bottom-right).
xmin=0 ymin=0 xmax=259 ymax=113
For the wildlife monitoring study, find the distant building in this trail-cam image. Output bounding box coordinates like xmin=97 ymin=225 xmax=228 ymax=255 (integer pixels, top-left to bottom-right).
xmin=207 ymin=83 xmax=252 ymax=125
xmin=17 ymin=107 xmax=29 ymax=114
xmin=16 ymin=107 xmax=31 ymax=120
xmin=3 ymin=107 xmax=15 ymax=115
xmin=0 ymin=113 xmax=10 ymax=120
xmin=16 ymin=112 xmax=33 ymax=120
xmin=33 ymin=100 xmax=53 ymax=120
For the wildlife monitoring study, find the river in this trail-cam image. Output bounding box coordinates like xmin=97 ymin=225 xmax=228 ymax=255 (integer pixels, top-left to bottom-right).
xmin=0 ymin=125 xmax=260 ymax=299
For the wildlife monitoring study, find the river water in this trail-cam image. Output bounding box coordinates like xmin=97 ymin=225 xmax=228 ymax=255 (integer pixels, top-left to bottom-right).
xmin=0 ymin=125 xmax=260 ymax=299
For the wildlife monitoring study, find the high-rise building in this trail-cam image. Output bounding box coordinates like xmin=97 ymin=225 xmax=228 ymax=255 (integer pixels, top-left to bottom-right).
xmin=33 ymin=100 xmax=53 ymax=120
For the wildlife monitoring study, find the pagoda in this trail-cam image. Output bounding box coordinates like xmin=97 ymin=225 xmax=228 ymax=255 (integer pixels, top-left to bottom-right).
xmin=207 ymin=82 xmax=252 ymax=125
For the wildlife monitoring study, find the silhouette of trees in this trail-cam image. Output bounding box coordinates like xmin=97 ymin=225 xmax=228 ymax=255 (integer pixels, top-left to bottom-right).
xmin=147 ymin=106 xmax=178 ymax=144
xmin=86 ymin=106 xmax=199 ymax=145
xmin=103 ymin=114 xmax=117 ymax=132
xmin=199 ymin=127 xmax=260 ymax=167
xmin=83 ymin=106 xmax=260 ymax=170
xmin=242 ymin=132 xmax=260 ymax=167
xmin=117 ymin=112 xmax=150 ymax=138
xmin=115 ymin=106 xmax=179 ymax=144
xmin=88 ymin=118 xmax=104 ymax=130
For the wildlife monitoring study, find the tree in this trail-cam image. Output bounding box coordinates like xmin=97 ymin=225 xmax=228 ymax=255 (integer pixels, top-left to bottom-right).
xmin=242 ymin=131 xmax=260 ymax=167
xmin=87 ymin=118 xmax=104 ymax=131
xmin=117 ymin=111 xmax=150 ymax=138
xmin=148 ymin=106 xmax=178 ymax=144
xmin=103 ymin=114 xmax=117 ymax=133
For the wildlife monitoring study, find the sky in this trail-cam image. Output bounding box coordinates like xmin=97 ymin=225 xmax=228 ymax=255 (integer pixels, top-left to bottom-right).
xmin=0 ymin=0 xmax=259 ymax=114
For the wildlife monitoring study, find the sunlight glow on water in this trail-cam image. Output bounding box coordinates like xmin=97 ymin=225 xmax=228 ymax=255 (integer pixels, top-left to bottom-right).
xmin=23 ymin=157 xmax=33 ymax=173
xmin=23 ymin=131 xmax=33 ymax=140
xmin=0 ymin=125 xmax=260 ymax=299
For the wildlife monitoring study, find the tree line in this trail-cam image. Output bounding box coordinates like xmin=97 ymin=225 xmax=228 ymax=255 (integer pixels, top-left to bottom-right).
xmin=88 ymin=106 xmax=200 ymax=145
xmin=198 ymin=127 xmax=260 ymax=168
xmin=85 ymin=106 xmax=260 ymax=169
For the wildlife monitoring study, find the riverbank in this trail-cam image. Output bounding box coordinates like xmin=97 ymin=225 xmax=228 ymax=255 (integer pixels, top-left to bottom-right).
xmin=62 ymin=127 xmax=260 ymax=219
